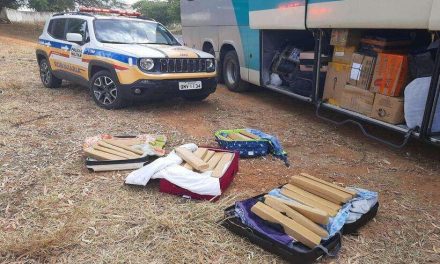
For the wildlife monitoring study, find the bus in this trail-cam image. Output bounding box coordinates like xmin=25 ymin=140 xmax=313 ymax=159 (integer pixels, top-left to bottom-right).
xmin=181 ymin=0 xmax=440 ymax=148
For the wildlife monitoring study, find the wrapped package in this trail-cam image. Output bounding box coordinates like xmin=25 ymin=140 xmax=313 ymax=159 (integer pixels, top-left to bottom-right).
xmin=404 ymin=77 xmax=440 ymax=132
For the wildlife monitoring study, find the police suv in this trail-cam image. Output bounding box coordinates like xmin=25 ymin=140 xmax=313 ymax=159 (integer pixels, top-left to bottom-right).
xmin=36 ymin=8 xmax=217 ymax=109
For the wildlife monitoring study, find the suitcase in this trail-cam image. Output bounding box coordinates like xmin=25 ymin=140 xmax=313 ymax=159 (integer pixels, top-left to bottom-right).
xmin=215 ymin=129 xmax=270 ymax=158
xmin=159 ymin=148 xmax=239 ymax=201
xmin=85 ymin=135 xmax=159 ymax=172
xmin=86 ymin=155 xmax=154 ymax=172
xmin=221 ymin=191 xmax=379 ymax=263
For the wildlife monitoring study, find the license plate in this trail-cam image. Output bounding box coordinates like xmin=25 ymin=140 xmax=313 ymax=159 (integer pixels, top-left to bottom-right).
xmin=179 ymin=81 xmax=202 ymax=90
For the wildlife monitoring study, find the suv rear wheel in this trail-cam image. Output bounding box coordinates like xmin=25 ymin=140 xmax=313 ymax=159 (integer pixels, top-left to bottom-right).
xmin=90 ymin=70 xmax=128 ymax=109
xmin=222 ymin=50 xmax=248 ymax=92
xmin=39 ymin=58 xmax=62 ymax=88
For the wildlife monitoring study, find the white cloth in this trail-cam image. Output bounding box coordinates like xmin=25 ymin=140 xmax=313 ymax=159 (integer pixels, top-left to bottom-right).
xmin=154 ymin=165 xmax=221 ymax=196
xmin=270 ymin=73 xmax=283 ymax=86
xmin=125 ymin=144 xmax=221 ymax=196
xmin=405 ymin=77 xmax=440 ymax=132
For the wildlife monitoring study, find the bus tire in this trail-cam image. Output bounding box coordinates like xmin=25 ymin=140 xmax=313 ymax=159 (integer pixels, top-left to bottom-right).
xmin=222 ymin=50 xmax=248 ymax=92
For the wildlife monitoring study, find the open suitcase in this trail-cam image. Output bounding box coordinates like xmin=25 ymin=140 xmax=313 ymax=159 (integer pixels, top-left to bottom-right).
xmin=215 ymin=129 xmax=270 ymax=158
xmin=221 ymin=192 xmax=379 ymax=263
xmin=86 ymin=155 xmax=154 ymax=172
xmin=159 ymin=148 xmax=239 ymax=201
xmin=85 ymin=135 xmax=164 ymax=172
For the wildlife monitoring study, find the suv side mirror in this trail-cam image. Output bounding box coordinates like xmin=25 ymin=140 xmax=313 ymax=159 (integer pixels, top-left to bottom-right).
xmin=66 ymin=33 xmax=84 ymax=44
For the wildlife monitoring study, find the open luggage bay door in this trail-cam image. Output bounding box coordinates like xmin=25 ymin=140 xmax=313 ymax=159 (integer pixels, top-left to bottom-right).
xmin=430 ymin=0 xmax=440 ymax=30
xmin=308 ymin=0 xmax=433 ymax=29
xmin=250 ymin=0 xmax=433 ymax=30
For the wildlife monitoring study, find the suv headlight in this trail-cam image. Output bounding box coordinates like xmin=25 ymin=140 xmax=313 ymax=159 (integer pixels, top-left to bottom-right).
xmin=139 ymin=58 xmax=155 ymax=71
xmin=206 ymin=59 xmax=215 ymax=72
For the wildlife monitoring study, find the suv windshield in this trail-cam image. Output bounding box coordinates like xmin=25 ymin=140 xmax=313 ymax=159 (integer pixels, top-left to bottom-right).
xmin=94 ymin=19 xmax=179 ymax=45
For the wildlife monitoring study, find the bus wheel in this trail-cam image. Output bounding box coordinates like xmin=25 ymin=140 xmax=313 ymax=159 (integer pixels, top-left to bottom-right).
xmin=223 ymin=50 xmax=248 ymax=92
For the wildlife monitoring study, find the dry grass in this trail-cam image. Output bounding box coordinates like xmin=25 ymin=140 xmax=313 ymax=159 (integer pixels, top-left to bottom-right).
xmin=1 ymin=206 xmax=88 ymax=261
xmin=0 ymin=186 xmax=261 ymax=263
xmin=1 ymin=24 xmax=440 ymax=263
xmin=0 ymin=23 xmax=43 ymax=42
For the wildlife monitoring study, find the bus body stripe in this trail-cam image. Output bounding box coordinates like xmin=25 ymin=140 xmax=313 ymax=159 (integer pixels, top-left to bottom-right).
xmin=249 ymin=0 xmax=341 ymax=11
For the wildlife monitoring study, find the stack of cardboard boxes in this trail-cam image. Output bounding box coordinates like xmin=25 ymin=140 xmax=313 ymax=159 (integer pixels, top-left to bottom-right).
xmin=323 ymin=29 xmax=408 ymax=125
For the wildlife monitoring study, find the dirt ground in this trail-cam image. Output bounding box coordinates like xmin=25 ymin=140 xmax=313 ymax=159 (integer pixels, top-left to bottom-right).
xmin=0 ymin=24 xmax=439 ymax=263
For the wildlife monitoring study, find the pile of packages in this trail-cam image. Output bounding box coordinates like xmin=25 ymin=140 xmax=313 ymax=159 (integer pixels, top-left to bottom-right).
xmin=177 ymin=147 xmax=234 ymax=178
xmin=84 ymin=138 xmax=146 ymax=161
xmin=250 ymin=173 xmax=375 ymax=247
xmin=323 ymin=29 xmax=438 ymax=128
xmin=216 ymin=130 xmax=261 ymax=141
xmin=223 ymin=173 xmax=378 ymax=261
xmin=83 ymin=134 xmax=167 ymax=171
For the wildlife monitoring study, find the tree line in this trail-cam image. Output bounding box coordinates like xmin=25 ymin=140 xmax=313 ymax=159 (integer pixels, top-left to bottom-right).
xmin=134 ymin=0 xmax=180 ymax=26
xmin=0 ymin=0 xmax=181 ymax=26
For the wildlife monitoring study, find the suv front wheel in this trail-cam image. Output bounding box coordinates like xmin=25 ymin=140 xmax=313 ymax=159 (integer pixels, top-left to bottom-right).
xmin=90 ymin=70 xmax=128 ymax=109
xmin=39 ymin=58 xmax=62 ymax=88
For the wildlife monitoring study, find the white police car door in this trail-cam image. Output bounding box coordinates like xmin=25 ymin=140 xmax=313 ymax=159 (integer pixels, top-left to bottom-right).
xmin=64 ymin=18 xmax=90 ymax=80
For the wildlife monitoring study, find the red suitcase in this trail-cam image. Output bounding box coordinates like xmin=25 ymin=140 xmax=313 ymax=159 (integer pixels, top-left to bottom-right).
xmin=159 ymin=148 xmax=239 ymax=201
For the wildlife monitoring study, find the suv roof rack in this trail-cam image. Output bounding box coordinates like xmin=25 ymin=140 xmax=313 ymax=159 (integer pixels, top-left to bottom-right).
xmin=53 ymin=12 xmax=95 ymax=17
xmin=78 ymin=7 xmax=142 ymax=18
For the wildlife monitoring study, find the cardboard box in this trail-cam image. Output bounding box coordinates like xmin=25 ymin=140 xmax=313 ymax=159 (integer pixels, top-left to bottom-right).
xmin=299 ymin=51 xmax=329 ymax=72
xmin=348 ymin=53 xmax=376 ymax=90
xmin=323 ymin=62 xmax=351 ymax=106
xmin=330 ymin=29 xmax=361 ymax=47
xmin=370 ymin=53 xmax=408 ymax=97
xmin=333 ymin=46 xmax=356 ymax=64
xmin=360 ymin=36 xmax=412 ymax=54
xmin=340 ymin=85 xmax=375 ymax=116
xmin=370 ymin=93 xmax=405 ymax=124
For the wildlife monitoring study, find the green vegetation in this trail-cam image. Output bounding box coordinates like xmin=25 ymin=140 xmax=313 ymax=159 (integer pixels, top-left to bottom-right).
xmin=28 ymin=0 xmax=123 ymax=12
xmin=0 ymin=0 xmax=123 ymax=12
xmin=0 ymin=0 xmax=181 ymax=27
xmin=133 ymin=0 xmax=180 ymax=26
xmin=0 ymin=0 xmax=25 ymax=9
